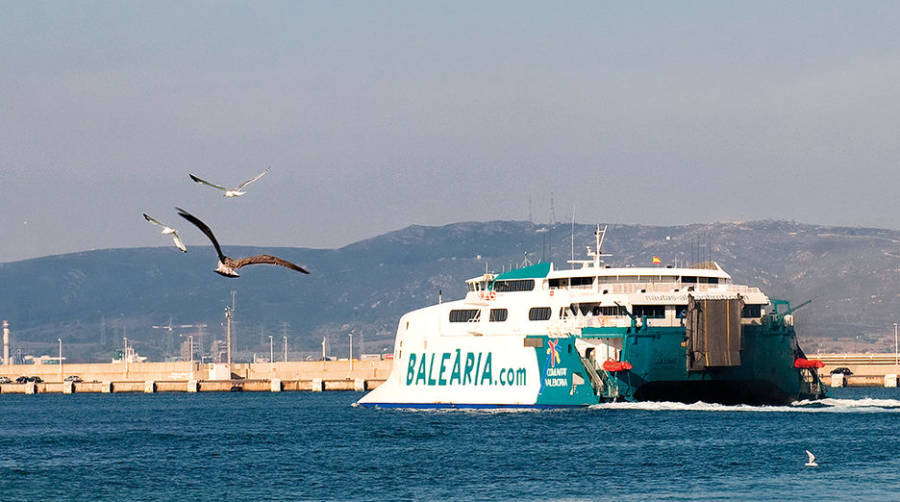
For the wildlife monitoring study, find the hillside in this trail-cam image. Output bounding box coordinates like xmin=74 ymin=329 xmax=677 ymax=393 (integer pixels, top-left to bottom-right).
xmin=1 ymin=220 xmax=899 ymax=361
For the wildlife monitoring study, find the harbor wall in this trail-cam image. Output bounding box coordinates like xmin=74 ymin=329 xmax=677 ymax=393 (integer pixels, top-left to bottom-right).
xmin=6 ymin=353 xmax=900 ymax=382
xmin=809 ymin=353 xmax=900 ymax=377
xmin=0 ymin=359 xmax=393 ymax=383
xmin=4 ymin=353 xmax=900 ymax=392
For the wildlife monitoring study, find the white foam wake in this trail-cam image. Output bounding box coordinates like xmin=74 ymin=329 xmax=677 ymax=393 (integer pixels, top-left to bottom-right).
xmin=590 ymin=398 xmax=900 ymax=413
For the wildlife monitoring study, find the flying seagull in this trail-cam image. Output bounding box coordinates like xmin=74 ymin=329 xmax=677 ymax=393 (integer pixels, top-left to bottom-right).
xmin=188 ymin=168 xmax=269 ymax=197
xmin=176 ymin=207 xmax=309 ymax=278
xmin=143 ymin=213 xmax=187 ymax=252
xmin=805 ymin=450 xmax=818 ymax=467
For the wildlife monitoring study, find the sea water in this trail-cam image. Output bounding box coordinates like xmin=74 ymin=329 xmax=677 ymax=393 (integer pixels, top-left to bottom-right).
xmin=0 ymin=388 xmax=897 ymax=501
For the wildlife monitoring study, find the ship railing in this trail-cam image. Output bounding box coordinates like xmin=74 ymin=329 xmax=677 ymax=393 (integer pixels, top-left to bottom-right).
xmin=600 ymin=283 xmax=737 ymax=295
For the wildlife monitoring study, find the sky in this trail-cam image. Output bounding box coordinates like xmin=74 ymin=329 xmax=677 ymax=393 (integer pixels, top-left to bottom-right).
xmin=2 ymin=1 xmax=900 ymax=262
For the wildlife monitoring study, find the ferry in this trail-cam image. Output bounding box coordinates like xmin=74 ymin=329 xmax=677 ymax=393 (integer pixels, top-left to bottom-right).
xmin=357 ymin=226 xmax=826 ymax=408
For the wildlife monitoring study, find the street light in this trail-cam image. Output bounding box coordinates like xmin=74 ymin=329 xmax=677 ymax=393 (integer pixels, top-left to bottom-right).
xmin=188 ymin=334 xmax=195 ymax=379
xmin=269 ymin=335 xmax=274 ymax=375
xmin=283 ymin=335 xmax=287 ymax=363
xmin=58 ymin=338 xmax=62 ymax=382
xmin=894 ymin=322 xmax=898 ymax=366
xmin=349 ymin=331 xmax=354 ymax=372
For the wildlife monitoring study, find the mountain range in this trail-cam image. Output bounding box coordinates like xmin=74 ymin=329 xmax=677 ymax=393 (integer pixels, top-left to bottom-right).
xmin=1 ymin=219 xmax=898 ymax=362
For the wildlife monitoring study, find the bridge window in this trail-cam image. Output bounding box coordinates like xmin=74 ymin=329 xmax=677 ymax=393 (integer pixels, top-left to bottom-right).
xmin=528 ymin=307 xmax=552 ymax=321
xmin=493 ymin=279 xmax=535 ymax=292
xmin=570 ymin=276 xmax=593 ymax=287
xmin=549 ymin=278 xmax=569 ymax=289
xmin=489 ymin=309 xmax=508 ymax=322
xmin=449 ymin=309 xmax=480 ymax=322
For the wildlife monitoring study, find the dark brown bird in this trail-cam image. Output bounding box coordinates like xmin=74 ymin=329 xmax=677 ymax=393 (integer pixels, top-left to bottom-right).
xmin=176 ymin=207 xmax=309 ymax=278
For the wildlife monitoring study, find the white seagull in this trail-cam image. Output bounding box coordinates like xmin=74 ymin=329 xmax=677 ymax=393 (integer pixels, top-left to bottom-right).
xmin=805 ymin=450 xmax=818 ymax=467
xmin=176 ymin=207 xmax=309 ymax=278
xmin=188 ymin=168 xmax=269 ymax=197
xmin=143 ymin=213 xmax=187 ymax=252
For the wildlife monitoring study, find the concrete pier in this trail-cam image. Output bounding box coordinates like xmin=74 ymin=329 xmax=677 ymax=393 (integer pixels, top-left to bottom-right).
xmin=0 ymin=359 xmax=392 ymax=385
xmin=0 ymin=377 xmax=385 ymax=396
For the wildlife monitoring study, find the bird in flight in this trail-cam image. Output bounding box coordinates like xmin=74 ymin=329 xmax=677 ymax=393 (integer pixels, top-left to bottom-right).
xmin=176 ymin=207 xmax=309 ymax=278
xmin=804 ymin=450 xmax=818 ymax=467
xmin=143 ymin=213 xmax=187 ymax=252
xmin=188 ymin=168 xmax=269 ymax=197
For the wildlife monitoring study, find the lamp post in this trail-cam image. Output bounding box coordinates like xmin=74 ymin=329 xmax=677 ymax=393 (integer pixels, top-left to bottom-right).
xmin=57 ymin=338 xmax=62 ymax=382
xmin=283 ymin=335 xmax=287 ymax=363
xmin=894 ymin=322 xmax=898 ymax=366
xmin=349 ymin=331 xmax=354 ymax=372
xmin=224 ymin=306 xmax=233 ymax=368
xmin=269 ymin=335 xmax=274 ymax=376
xmin=188 ymin=334 xmax=194 ymax=379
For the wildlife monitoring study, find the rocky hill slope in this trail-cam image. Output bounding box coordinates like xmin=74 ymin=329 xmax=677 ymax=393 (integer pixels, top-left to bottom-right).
xmin=2 ymin=220 xmax=898 ymax=361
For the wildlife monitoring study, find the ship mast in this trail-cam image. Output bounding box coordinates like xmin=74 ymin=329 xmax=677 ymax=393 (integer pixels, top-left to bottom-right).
xmin=567 ymin=224 xmax=612 ymax=269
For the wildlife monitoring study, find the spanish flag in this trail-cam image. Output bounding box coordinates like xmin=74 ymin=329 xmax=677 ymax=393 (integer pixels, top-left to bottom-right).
xmin=652 ymin=256 xmax=662 ymax=265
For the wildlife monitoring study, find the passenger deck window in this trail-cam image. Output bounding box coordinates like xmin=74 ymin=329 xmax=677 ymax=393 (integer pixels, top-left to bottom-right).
xmin=449 ymin=309 xmax=480 ymax=322
xmin=599 ymin=306 xmax=627 ymax=316
xmin=741 ymin=305 xmax=762 ymax=318
xmin=489 ymin=309 xmax=508 ymax=322
xmin=632 ymin=305 xmax=665 ymax=318
xmin=528 ymin=307 xmax=552 ymax=321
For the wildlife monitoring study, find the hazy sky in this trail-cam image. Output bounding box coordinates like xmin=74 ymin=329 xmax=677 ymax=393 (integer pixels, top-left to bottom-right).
xmin=3 ymin=1 xmax=900 ymax=262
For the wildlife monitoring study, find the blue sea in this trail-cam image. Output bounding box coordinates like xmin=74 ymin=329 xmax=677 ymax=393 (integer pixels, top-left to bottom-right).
xmin=0 ymin=388 xmax=898 ymax=501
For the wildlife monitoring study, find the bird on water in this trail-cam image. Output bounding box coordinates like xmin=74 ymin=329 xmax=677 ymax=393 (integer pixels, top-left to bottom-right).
xmin=188 ymin=168 xmax=269 ymax=197
xmin=805 ymin=450 xmax=818 ymax=467
xmin=176 ymin=207 xmax=309 ymax=278
xmin=143 ymin=213 xmax=187 ymax=252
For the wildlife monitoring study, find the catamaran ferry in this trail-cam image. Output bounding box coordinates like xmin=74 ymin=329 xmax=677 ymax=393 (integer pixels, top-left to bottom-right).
xmin=358 ymin=226 xmax=826 ymax=408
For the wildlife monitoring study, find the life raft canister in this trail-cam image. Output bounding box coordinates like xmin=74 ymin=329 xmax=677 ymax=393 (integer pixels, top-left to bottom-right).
xmin=602 ymin=359 xmax=633 ymax=372
xmin=793 ymin=358 xmax=824 ymax=369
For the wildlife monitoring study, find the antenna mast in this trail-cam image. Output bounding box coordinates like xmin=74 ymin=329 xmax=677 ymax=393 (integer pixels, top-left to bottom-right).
xmin=566 ymin=224 xmax=612 ymax=269
xmin=570 ymin=206 xmax=576 ymax=267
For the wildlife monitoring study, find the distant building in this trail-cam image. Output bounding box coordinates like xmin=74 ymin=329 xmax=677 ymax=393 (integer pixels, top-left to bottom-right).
xmin=26 ymin=355 xmax=67 ymax=365
xmin=210 ymin=340 xmax=227 ymax=363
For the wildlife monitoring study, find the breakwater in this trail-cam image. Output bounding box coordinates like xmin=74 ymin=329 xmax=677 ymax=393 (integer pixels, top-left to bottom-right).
xmin=5 ymin=353 xmax=900 ymax=394
xmin=0 ymin=359 xmax=392 ymax=394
